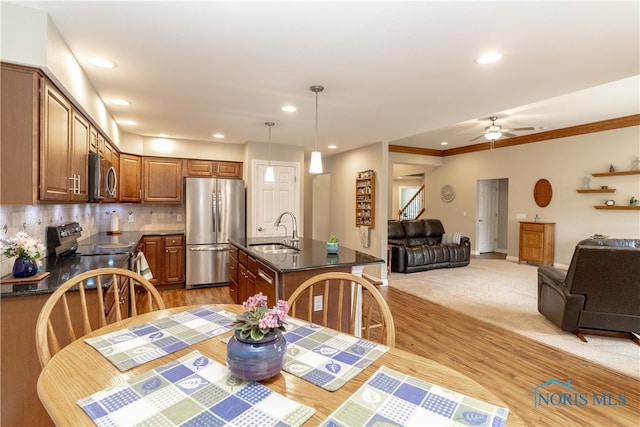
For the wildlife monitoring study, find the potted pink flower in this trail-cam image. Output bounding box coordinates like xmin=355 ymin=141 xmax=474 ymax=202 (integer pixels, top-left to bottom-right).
xmin=227 ymin=293 xmax=289 ymax=381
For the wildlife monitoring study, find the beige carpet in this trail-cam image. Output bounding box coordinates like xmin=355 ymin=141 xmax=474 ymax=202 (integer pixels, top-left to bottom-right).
xmin=387 ymin=258 xmax=639 ymax=378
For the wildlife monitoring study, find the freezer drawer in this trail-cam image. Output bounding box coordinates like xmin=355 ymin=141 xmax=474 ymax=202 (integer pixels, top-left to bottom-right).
xmin=185 ymin=244 xmax=230 ymax=289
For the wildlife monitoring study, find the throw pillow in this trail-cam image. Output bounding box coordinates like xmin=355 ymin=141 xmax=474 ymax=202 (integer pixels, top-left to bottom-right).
xmin=453 ymin=231 xmax=462 ymax=245
xmin=443 ymin=232 xmax=462 ymax=245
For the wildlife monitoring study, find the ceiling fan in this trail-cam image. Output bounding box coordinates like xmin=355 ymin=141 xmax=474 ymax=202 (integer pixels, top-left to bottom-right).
xmin=470 ymin=116 xmax=535 ymax=142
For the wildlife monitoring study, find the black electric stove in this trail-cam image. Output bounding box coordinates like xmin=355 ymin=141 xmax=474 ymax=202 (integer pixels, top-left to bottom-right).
xmin=46 ymin=222 xmax=136 ymax=257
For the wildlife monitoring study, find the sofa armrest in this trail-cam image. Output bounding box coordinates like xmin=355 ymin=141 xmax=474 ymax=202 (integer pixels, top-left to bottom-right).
xmin=537 ymin=266 xmax=585 ymax=332
xmin=390 ymin=245 xmax=407 ymax=272
xmin=537 ymin=265 xmax=567 ymax=289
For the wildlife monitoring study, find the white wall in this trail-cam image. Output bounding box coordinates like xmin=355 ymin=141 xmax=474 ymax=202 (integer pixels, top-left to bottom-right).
xmin=423 ymin=126 xmax=640 ymax=265
xmin=1 ymin=2 xmax=122 ymax=147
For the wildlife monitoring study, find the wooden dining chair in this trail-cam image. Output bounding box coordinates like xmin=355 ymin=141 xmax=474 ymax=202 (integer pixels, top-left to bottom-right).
xmin=35 ymin=267 xmax=166 ymax=368
xmin=287 ymin=272 xmax=395 ymax=347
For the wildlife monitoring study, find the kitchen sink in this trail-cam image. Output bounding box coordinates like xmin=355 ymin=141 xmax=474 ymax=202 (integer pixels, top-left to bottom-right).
xmin=249 ymin=243 xmax=299 ymax=254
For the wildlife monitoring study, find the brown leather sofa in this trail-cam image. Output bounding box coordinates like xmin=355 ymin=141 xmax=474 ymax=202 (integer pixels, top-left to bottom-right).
xmin=388 ymin=219 xmax=470 ymax=273
xmin=537 ymin=238 xmax=640 ymax=335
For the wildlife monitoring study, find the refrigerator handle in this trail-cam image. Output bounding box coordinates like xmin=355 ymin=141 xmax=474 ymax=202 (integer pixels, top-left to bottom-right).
xmin=217 ymin=191 xmax=222 ymax=233
xmin=211 ymin=191 xmax=217 ymax=234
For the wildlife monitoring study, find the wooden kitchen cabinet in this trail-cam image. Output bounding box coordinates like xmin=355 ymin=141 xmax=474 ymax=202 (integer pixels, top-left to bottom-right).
xmin=40 ymin=80 xmax=89 ymax=202
xmin=1 ymin=63 xmax=41 ymax=205
xmin=519 ymin=222 xmax=555 ymax=265
xmin=185 ymin=159 xmax=243 ymax=178
xmin=70 ymin=111 xmax=90 ymax=200
xmin=119 ymin=153 xmax=142 ymax=202
xmin=143 ymin=157 xmax=183 ymax=203
xmin=163 ymin=235 xmax=185 ymax=284
xmin=186 ymin=159 xmax=214 ymax=176
xmin=140 ymin=234 xmax=185 ymax=286
xmin=215 ymin=161 xmax=243 ymax=178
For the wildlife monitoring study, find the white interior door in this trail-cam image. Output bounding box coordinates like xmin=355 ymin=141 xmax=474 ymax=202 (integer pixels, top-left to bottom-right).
xmin=252 ymin=160 xmax=300 ymax=238
xmin=476 ymin=179 xmax=499 ymax=253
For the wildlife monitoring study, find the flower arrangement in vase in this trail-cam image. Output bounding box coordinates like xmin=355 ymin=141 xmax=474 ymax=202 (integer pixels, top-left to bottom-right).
xmin=1 ymin=232 xmax=45 ymax=278
xmin=326 ymin=234 xmax=339 ymax=253
xmin=227 ymin=293 xmax=289 ymax=381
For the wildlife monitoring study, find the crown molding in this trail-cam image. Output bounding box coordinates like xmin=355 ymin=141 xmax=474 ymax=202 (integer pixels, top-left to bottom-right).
xmin=390 ymin=114 xmax=640 ymax=157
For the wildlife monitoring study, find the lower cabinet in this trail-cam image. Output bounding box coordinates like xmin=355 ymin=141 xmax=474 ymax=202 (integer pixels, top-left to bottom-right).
xmin=140 ymin=234 xmax=185 ymax=286
xmin=231 ymin=249 xmax=257 ymax=303
xmin=519 ymin=222 xmax=555 ymax=265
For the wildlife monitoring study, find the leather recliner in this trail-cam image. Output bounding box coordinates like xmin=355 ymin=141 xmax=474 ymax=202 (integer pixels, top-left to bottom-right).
xmin=388 ymin=219 xmax=470 ymax=273
xmin=537 ymin=238 xmax=640 ymax=334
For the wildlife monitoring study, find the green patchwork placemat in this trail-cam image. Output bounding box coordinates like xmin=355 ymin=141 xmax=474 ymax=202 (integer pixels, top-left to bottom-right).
xmin=77 ymin=350 xmax=315 ymax=427
xmin=320 ymin=365 xmax=509 ymax=426
xmin=85 ymin=305 xmax=235 ymax=371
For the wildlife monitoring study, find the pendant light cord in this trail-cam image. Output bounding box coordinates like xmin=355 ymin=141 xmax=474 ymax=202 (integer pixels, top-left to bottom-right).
xmin=315 ymin=90 xmax=319 ymax=151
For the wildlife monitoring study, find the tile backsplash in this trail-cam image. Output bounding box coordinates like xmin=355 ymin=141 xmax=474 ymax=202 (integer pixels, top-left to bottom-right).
xmin=0 ymin=203 xmax=185 ymax=277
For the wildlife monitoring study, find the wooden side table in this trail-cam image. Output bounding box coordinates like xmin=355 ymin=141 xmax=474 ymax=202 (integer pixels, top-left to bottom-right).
xmin=519 ymin=222 xmax=555 ymax=265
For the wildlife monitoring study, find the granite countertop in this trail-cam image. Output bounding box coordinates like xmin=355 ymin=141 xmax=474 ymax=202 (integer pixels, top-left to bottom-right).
xmin=1 ymin=230 xmax=185 ymax=298
xmin=0 ymin=253 xmax=131 ymax=298
xmin=228 ymin=237 xmax=384 ymax=273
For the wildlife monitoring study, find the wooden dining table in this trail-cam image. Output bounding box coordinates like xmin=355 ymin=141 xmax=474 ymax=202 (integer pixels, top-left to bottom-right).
xmin=37 ymin=304 xmax=524 ymax=426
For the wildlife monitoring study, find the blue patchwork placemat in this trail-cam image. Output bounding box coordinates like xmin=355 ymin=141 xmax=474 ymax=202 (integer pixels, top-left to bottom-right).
xmin=320 ymin=365 xmax=509 ymax=426
xmin=77 ymin=350 xmax=315 ymax=427
xmin=85 ymin=305 xmax=235 ymax=371
xmin=283 ymin=318 xmax=390 ymax=391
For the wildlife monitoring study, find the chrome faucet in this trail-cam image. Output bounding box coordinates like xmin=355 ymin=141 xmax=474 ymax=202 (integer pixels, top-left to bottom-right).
xmin=274 ymin=211 xmax=299 ymax=242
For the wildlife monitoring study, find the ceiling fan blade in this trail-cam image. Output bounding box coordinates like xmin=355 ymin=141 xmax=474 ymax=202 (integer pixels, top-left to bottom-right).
xmin=470 ymin=135 xmax=486 ymax=142
xmin=502 ymin=132 xmax=518 ymax=138
xmin=503 ymin=126 xmax=535 ymax=131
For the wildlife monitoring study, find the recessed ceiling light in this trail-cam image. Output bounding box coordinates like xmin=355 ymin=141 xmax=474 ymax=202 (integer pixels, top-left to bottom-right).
xmin=157 ymin=133 xmax=169 ymax=138
xmin=212 ymin=133 xmax=224 ymax=139
xmin=120 ymin=120 xmax=136 ymax=125
xmin=328 ymin=144 xmax=337 ymax=149
xmin=476 ymin=52 xmax=503 ymax=65
xmin=282 ymin=105 xmax=297 ymax=112
xmin=89 ymin=57 xmax=116 ymax=68
xmin=440 ymin=141 xmax=449 ymax=146
xmin=111 ymin=99 xmax=130 ymax=106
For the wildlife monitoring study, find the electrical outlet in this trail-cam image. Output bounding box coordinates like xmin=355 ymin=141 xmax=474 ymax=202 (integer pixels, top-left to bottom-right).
xmin=516 ymin=213 xmax=527 ymax=220
xmin=177 ymin=214 xmax=183 ymax=222
xmin=313 ymin=295 xmax=323 ymax=311
xmin=128 ymin=213 xmax=135 ymax=223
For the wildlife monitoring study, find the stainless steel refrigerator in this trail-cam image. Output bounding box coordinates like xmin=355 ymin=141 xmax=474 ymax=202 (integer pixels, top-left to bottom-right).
xmin=185 ymin=177 xmax=246 ymax=289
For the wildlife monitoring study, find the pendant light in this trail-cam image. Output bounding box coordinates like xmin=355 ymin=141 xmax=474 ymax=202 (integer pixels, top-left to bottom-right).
xmin=309 ymin=85 xmax=324 ymax=174
xmin=264 ymin=121 xmax=275 ymax=182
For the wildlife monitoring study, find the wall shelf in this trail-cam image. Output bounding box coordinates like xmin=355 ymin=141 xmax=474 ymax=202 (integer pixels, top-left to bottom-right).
xmin=355 ymin=170 xmax=375 ymax=228
xmin=591 ymin=170 xmax=640 ymax=177
xmin=576 ymin=189 xmax=615 ymax=193
xmin=594 ymin=206 xmax=640 ymax=210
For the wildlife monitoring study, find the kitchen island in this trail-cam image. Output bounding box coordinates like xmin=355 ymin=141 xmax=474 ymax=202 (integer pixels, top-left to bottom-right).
xmin=228 ymin=237 xmax=384 ymax=303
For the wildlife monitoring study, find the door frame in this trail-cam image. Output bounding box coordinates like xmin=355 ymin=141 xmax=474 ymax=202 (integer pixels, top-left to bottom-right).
xmin=251 ymin=159 xmax=301 ymax=238
xmin=475 ymin=178 xmax=509 ymax=255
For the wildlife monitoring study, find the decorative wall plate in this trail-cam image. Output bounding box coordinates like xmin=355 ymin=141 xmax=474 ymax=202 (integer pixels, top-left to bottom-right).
xmin=440 ymin=184 xmax=456 ymax=203
xmin=534 ymin=179 xmax=552 ymax=207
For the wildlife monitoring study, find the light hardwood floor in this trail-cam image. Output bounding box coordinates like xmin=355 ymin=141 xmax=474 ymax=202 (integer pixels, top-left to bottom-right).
xmin=157 ymin=284 xmax=639 ymax=426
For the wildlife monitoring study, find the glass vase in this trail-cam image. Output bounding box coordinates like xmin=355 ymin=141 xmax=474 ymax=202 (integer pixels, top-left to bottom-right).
xmin=226 ymin=330 xmax=287 ymax=381
xmin=12 ymin=257 xmax=38 ymax=278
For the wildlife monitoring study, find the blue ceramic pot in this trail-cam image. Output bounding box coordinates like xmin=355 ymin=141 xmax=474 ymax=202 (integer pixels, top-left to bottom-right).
xmin=226 ymin=331 xmax=287 ymax=381
xmin=12 ymin=257 xmax=38 ymax=278
xmin=326 ymin=242 xmax=339 ymax=253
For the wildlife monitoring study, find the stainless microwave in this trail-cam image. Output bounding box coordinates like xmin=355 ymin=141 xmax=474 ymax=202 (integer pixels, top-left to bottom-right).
xmin=88 ymin=153 xmax=117 ymax=202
